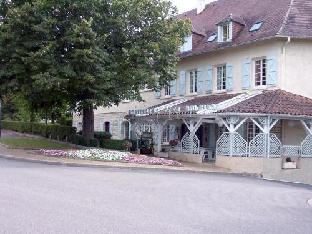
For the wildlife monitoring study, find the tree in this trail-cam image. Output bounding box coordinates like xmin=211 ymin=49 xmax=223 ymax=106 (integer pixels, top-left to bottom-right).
xmin=0 ymin=0 xmax=191 ymax=140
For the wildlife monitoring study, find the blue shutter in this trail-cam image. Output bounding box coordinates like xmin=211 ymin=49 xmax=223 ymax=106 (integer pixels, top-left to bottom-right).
xmin=170 ymin=79 xmax=177 ymax=97
xmin=197 ymin=71 xmax=204 ymax=94
xmin=242 ymin=58 xmax=251 ymax=89
xmin=226 ymin=64 xmax=234 ymax=91
xmin=267 ymin=57 xmax=278 ymax=86
xmin=179 ymin=71 xmax=186 ymax=96
xmin=206 ymin=65 xmax=213 ymax=93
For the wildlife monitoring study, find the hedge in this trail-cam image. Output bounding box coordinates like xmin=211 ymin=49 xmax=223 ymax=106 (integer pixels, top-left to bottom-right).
xmin=94 ymin=131 xmax=112 ymax=140
xmin=2 ymin=121 xmax=76 ymax=142
xmin=2 ymin=121 xmax=32 ymax=133
xmin=100 ymin=139 xmax=128 ymax=151
xmin=70 ymin=135 xmax=99 ymax=147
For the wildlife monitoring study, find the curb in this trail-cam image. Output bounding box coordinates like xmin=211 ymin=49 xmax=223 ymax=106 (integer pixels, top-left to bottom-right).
xmin=0 ymin=153 xmax=232 ymax=175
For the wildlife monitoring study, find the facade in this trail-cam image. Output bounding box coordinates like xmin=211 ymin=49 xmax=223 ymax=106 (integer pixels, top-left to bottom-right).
xmin=73 ymin=0 xmax=312 ymax=175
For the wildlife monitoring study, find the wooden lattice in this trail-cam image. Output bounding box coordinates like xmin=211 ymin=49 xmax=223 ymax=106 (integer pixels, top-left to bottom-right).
xmin=181 ymin=132 xmax=200 ymax=154
xmin=216 ymin=132 xmax=248 ymax=156
xmin=301 ymin=135 xmax=312 ymax=157
xmin=249 ymin=133 xmax=281 ymax=157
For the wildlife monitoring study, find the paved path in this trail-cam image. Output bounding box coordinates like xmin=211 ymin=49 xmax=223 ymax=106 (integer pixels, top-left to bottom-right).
xmin=0 ymin=158 xmax=311 ymax=234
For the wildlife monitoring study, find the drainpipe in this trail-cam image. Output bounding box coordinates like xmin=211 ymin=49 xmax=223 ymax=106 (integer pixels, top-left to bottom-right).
xmin=282 ymin=37 xmax=291 ymax=88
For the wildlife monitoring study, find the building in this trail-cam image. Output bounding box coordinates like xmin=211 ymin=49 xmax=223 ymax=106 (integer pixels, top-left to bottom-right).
xmin=73 ymin=0 xmax=312 ymax=182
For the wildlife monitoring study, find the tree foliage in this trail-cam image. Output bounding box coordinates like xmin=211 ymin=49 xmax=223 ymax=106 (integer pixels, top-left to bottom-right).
xmin=0 ymin=0 xmax=191 ymax=138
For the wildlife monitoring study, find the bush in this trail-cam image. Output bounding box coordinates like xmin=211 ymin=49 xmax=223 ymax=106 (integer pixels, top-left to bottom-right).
xmin=89 ymin=138 xmax=99 ymax=147
xmin=100 ymin=139 xmax=127 ymax=151
xmin=94 ymin=131 xmax=112 ymax=140
xmin=2 ymin=121 xmax=32 ymax=133
xmin=1 ymin=121 xmax=76 ymax=142
xmin=70 ymin=134 xmax=88 ymax=146
xmin=130 ymin=139 xmax=138 ymax=151
xmin=32 ymin=123 xmax=48 ymax=137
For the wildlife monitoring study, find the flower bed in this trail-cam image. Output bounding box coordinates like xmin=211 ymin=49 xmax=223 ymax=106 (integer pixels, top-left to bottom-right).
xmin=40 ymin=149 xmax=182 ymax=167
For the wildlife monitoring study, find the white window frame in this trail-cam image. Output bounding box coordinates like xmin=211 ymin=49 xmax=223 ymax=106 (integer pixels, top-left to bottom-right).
xmin=162 ymin=125 xmax=170 ymax=144
xmin=165 ymin=84 xmax=171 ymax=97
xmin=218 ymin=21 xmax=232 ymax=42
xmin=254 ymin=57 xmax=267 ymax=87
xmin=216 ymin=65 xmax=227 ymax=91
xmin=180 ymin=35 xmax=193 ymax=52
xmin=189 ymin=69 xmax=198 ymax=94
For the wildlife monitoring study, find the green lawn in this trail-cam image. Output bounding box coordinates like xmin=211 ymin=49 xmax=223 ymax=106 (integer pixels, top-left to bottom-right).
xmin=0 ymin=137 xmax=73 ymax=150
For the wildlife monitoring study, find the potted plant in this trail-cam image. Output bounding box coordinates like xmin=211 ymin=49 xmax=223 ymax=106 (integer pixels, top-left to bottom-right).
xmin=169 ymin=139 xmax=179 ymax=150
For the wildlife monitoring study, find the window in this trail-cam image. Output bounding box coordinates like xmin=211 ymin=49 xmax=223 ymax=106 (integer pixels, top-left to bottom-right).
xmin=124 ymin=122 xmax=130 ymax=139
xmin=189 ymin=70 xmax=198 ymax=94
xmin=218 ymin=22 xmax=232 ymax=42
xmin=207 ymin=33 xmax=217 ymax=42
xmin=246 ymin=122 xmax=260 ymax=142
xmin=222 ymin=24 xmax=230 ymax=41
xmin=217 ymin=65 xmax=227 ymax=91
xmin=162 ymin=125 xmax=170 ymax=143
xmin=250 ymin=21 xmax=263 ymax=32
xmin=180 ymin=35 xmax=192 ymax=52
xmin=104 ymin=122 xmax=110 ymax=133
xmin=255 ymin=58 xmax=267 ymax=86
xmin=165 ymin=84 xmax=171 ymax=96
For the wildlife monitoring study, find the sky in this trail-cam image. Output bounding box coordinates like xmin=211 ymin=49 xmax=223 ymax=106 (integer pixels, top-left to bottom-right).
xmin=170 ymin=0 xmax=215 ymax=13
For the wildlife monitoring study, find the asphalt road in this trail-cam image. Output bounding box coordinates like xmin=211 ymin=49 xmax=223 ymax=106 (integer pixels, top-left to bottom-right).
xmin=0 ymin=158 xmax=311 ymax=234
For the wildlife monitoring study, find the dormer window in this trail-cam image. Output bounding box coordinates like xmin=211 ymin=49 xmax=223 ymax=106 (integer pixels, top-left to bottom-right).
xmin=180 ymin=35 xmax=193 ymax=52
xmin=218 ymin=21 xmax=232 ymax=42
xmin=207 ymin=33 xmax=217 ymax=42
xmin=250 ymin=21 xmax=263 ymax=32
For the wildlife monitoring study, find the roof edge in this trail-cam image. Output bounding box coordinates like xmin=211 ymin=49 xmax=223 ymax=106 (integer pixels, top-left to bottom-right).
xmin=277 ymin=0 xmax=295 ymax=36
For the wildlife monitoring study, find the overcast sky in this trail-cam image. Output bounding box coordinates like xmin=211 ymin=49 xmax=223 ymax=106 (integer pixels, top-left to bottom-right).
xmin=170 ymin=0 xmax=215 ymax=13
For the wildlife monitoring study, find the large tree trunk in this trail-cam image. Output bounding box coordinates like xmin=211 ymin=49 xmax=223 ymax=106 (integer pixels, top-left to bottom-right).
xmin=82 ymin=105 xmax=94 ymax=140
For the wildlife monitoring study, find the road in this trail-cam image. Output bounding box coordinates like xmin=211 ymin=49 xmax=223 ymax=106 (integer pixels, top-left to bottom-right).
xmin=0 ymin=158 xmax=311 ymax=234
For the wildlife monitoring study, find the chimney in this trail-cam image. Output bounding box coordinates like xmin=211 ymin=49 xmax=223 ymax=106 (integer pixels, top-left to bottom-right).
xmin=197 ymin=0 xmax=207 ymax=14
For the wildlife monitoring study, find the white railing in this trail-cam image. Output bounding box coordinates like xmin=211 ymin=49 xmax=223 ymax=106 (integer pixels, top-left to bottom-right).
xmin=301 ymin=135 xmax=312 ymax=158
xmin=216 ymin=132 xmax=248 ymax=157
xmin=181 ymin=132 xmax=200 ymax=154
xmin=282 ymin=145 xmax=301 ymax=157
xmin=249 ymin=134 xmax=281 ymax=157
xmin=215 ymin=132 xmax=312 ymax=158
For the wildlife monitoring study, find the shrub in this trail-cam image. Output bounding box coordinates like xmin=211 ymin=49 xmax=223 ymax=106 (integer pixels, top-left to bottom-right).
xmin=94 ymin=131 xmax=112 ymax=140
xmin=2 ymin=121 xmax=76 ymax=142
xmin=2 ymin=121 xmax=32 ymax=133
xmin=32 ymin=123 xmax=48 ymax=137
xmin=89 ymin=138 xmax=99 ymax=147
xmin=100 ymin=139 xmax=127 ymax=151
xmin=71 ymin=134 xmax=88 ymax=146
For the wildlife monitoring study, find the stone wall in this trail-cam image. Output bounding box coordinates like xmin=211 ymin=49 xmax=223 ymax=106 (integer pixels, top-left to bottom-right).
xmin=216 ymin=156 xmax=312 ymax=185
xmin=168 ymin=151 xmax=203 ymax=164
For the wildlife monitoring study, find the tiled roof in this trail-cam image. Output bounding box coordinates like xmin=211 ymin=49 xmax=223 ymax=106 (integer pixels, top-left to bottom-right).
xmin=177 ymin=0 xmax=312 ymax=58
xmin=278 ymin=0 xmax=312 ymax=37
xmin=175 ymin=93 xmax=239 ymax=110
xmin=218 ymin=90 xmax=312 ymax=117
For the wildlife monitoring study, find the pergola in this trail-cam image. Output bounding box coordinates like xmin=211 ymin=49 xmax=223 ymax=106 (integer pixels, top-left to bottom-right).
xmin=127 ymin=90 xmax=312 ymax=159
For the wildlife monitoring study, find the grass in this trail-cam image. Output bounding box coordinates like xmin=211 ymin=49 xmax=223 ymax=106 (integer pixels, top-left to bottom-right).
xmin=0 ymin=137 xmax=74 ymax=150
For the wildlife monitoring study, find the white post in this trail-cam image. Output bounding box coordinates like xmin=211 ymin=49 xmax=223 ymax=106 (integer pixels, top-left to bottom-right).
xmin=189 ymin=120 xmax=195 ymax=153
xmin=224 ymin=116 xmax=240 ymax=157
xmin=157 ymin=125 xmax=163 ymax=154
xmin=264 ymin=118 xmax=270 ymax=158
